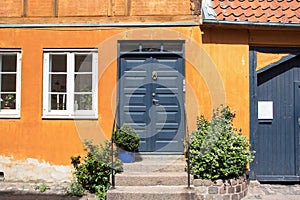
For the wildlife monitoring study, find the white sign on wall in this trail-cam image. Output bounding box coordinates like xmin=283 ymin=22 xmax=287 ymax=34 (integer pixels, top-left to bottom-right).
xmin=258 ymin=101 xmax=273 ymax=120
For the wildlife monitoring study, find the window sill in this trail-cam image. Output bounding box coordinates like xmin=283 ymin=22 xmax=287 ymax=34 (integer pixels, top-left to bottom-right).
xmin=0 ymin=114 xmax=20 ymax=119
xmin=42 ymin=115 xmax=98 ymax=120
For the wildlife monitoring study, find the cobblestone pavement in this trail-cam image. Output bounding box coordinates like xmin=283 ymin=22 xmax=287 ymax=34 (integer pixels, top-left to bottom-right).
xmin=245 ymin=183 xmax=300 ymax=200
xmin=0 ymin=181 xmax=97 ymax=200
xmin=0 ymin=181 xmax=299 ymax=199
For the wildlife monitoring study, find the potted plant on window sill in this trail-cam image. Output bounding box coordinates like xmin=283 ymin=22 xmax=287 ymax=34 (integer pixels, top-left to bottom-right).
xmin=79 ymin=87 xmax=92 ymax=110
xmin=2 ymin=94 xmax=15 ymax=109
xmin=114 ymin=124 xmax=140 ymax=163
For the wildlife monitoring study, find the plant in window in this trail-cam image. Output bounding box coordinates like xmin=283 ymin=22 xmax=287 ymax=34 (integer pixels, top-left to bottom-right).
xmin=79 ymin=87 xmax=92 ymax=110
xmin=2 ymin=94 xmax=15 ymax=109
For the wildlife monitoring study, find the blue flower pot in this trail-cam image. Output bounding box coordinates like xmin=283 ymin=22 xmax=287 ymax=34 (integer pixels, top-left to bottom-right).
xmin=119 ymin=151 xmax=135 ymax=163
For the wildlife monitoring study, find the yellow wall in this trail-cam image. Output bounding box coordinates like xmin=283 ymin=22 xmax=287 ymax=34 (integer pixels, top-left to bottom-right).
xmin=256 ymin=52 xmax=289 ymax=71
xmin=201 ymin=28 xmax=249 ymax=137
xmin=1 ymin=26 xmax=297 ymax=167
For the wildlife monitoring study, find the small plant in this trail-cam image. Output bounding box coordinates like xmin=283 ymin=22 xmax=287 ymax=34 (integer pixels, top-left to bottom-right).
xmin=67 ymin=180 xmax=85 ymax=197
xmin=2 ymin=94 xmax=15 ymax=108
xmin=70 ymin=140 xmax=123 ymax=200
xmin=188 ymin=105 xmax=255 ymax=180
xmin=35 ymin=183 xmax=50 ymax=193
xmin=79 ymin=87 xmax=92 ymax=110
xmin=114 ymin=124 xmax=140 ymax=152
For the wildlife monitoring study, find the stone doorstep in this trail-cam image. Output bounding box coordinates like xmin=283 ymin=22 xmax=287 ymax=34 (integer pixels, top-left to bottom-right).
xmin=108 ymin=155 xmax=191 ymax=200
xmin=106 ymin=185 xmax=196 ymax=200
xmin=115 ymin=172 xmax=191 ymax=186
xmin=134 ymin=155 xmax=185 ymax=161
xmin=123 ymin=162 xmax=186 ymax=173
xmin=122 ymin=154 xmax=186 ymax=173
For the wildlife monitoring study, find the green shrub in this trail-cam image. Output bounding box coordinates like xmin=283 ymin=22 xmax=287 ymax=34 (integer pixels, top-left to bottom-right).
xmin=188 ymin=105 xmax=255 ymax=180
xmin=83 ymin=140 xmax=123 ymax=173
xmin=67 ymin=180 xmax=85 ymax=197
xmin=70 ymin=140 xmax=123 ymax=200
xmin=114 ymin=124 xmax=140 ymax=152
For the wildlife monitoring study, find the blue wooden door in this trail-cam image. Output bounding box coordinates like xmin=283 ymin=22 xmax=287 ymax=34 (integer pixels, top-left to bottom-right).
xmin=294 ymin=81 xmax=300 ymax=181
xmin=252 ymin=55 xmax=300 ymax=181
xmin=118 ymin=56 xmax=185 ymax=153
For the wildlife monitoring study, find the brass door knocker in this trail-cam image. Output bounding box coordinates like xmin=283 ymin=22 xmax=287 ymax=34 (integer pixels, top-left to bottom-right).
xmin=152 ymin=71 xmax=158 ymax=80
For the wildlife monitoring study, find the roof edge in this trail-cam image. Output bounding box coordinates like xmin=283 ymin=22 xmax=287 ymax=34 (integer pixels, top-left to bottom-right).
xmin=202 ymin=19 xmax=300 ymax=29
xmin=0 ymin=21 xmax=200 ymax=28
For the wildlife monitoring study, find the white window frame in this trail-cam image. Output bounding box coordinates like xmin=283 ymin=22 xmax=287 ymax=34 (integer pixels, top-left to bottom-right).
xmin=0 ymin=50 xmax=21 ymax=118
xmin=42 ymin=49 xmax=98 ymax=119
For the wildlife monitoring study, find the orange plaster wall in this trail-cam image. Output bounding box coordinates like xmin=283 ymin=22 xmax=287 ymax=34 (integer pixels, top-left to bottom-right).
xmin=256 ymin=52 xmax=289 ymax=71
xmin=0 ymin=28 xmax=123 ymax=165
xmin=98 ymin=60 xmax=118 ymax=140
xmin=204 ymin=44 xmax=250 ymax=136
xmin=0 ymin=26 xmax=251 ymax=166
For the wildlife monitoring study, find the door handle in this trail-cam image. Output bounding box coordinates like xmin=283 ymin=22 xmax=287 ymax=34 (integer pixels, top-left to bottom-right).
xmin=152 ymin=99 xmax=159 ymax=105
xmin=298 ymin=118 xmax=300 ymax=126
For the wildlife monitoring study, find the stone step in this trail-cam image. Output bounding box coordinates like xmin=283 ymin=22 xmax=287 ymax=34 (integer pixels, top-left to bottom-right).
xmin=106 ymin=185 xmax=196 ymax=200
xmin=135 ymin=154 xmax=185 ymax=162
xmin=123 ymin=154 xmax=187 ymax=173
xmin=123 ymin=161 xmax=186 ymax=173
xmin=115 ymin=172 xmax=190 ymax=186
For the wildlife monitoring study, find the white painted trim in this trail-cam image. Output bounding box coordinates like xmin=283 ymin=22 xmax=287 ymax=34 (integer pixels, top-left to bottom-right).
xmin=42 ymin=50 xmax=98 ymax=119
xmin=0 ymin=52 xmax=21 ymax=118
xmin=43 ymin=49 xmax=97 ymax=52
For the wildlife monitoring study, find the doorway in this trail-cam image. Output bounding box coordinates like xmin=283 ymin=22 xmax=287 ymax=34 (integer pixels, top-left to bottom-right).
xmin=118 ymin=41 xmax=185 ymax=153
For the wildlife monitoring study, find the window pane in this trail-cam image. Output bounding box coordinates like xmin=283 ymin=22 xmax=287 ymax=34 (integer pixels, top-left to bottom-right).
xmin=75 ymin=54 xmax=92 ymax=72
xmin=2 ymin=55 xmax=17 ymax=72
xmin=51 ymin=74 xmax=67 ymax=92
xmin=50 ymin=55 xmax=67 ymax=72
xmin=75 ymin=94 xmax=92 ymax=110
xmin=141 ymin=42 xmax=161 ymax=52
xmin=74 ymin=74 xmax=92 ymax=92
xmin=120 ymin=42 xmax=140 ymax=52
xmin=1 ymin=74 xmax=16 ymax=92
xmin=1 ymin=93 xmax=15 ymax=109
xmin=50 ymin=94 xmax=66 ymax=110
xmin=163 ymin=42 xmax=183 ymax=52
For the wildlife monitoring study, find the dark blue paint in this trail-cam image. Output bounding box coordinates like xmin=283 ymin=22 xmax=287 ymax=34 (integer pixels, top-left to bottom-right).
xmin=250 ymin=47 xmax=300 ymax=182
xmin=117 ymin=48 xmax=185 ymax=153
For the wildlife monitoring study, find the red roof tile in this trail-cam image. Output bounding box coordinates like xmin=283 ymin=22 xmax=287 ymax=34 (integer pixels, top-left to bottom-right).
xmin=209 ymin=0 xmax=300 ymax=23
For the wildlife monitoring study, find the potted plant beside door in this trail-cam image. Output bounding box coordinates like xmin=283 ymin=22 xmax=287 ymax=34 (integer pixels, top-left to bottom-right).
xmin=114 ymin=124 xmax=140 ymax=163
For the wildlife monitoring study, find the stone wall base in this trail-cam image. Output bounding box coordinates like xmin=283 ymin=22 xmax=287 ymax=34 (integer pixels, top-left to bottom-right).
xmin=0 ymin=156 xmax=72 ymax=182
xmin=193 ymin=174 xmax=248 ymax=200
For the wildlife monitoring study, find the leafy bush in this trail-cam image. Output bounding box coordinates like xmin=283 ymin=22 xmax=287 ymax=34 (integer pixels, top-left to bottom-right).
xmin=70 ymin=140 xmax=123 ymax=200
xmin=114 ymin=124 xmax=140 ymax=152
xmin=83 ymin=140 xmax=123 ymax=172
xmin=67 ymin=180 xmax=85 ymax=197
xmin=188 ymin=106 xmax=255 ymax=180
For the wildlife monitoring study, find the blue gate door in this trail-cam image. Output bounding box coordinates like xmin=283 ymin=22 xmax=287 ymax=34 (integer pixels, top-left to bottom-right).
xmin=118 ymin=55 xmax=185 ymax=153
xmin=253 ymin=55 xmax=300 ymax=181
xmin=294 ymin=81 xmax=300 ymax=181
